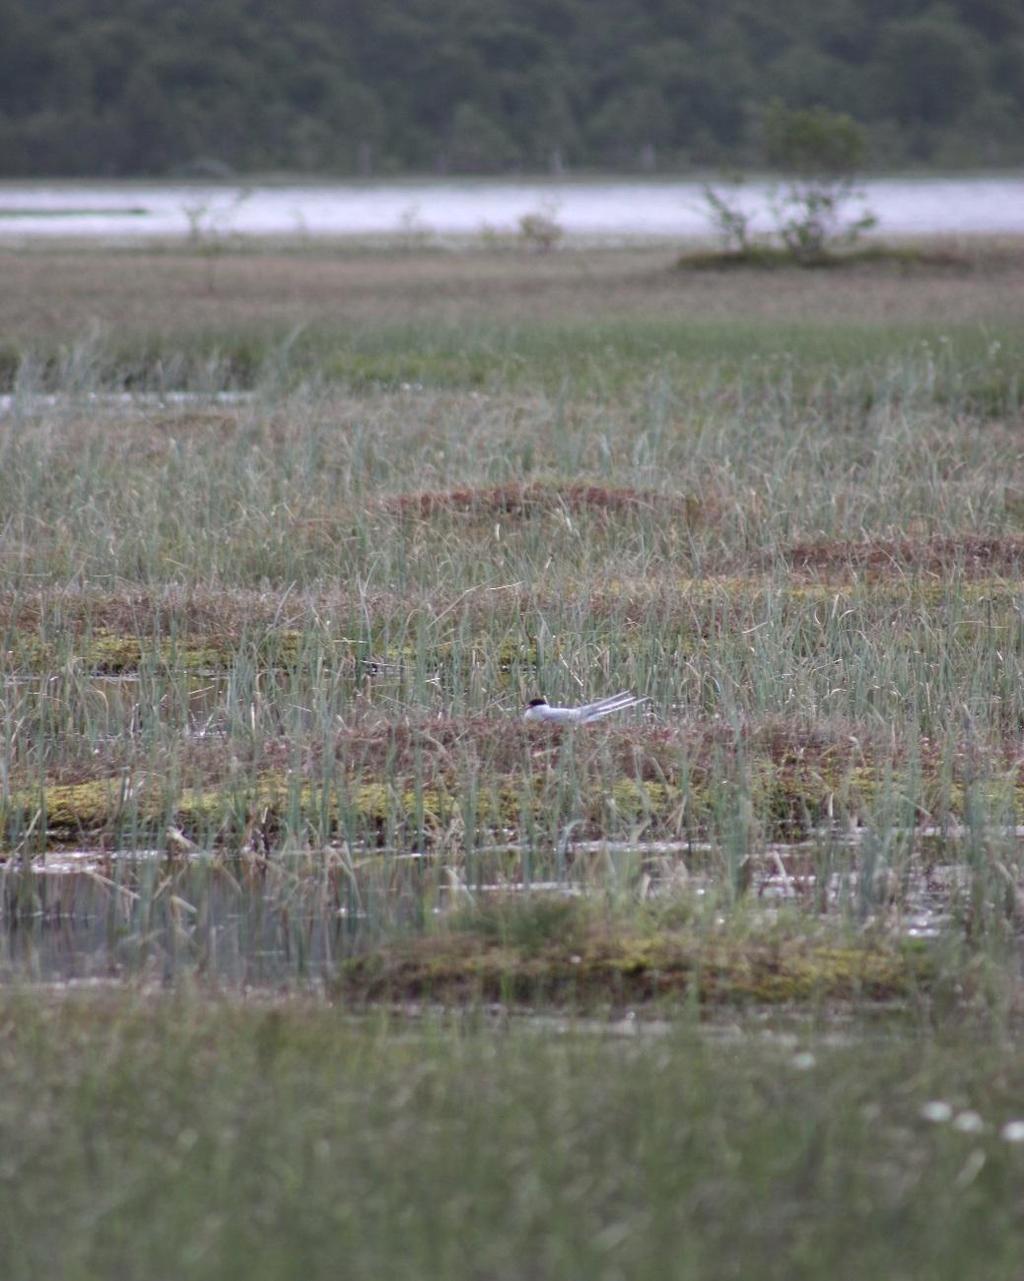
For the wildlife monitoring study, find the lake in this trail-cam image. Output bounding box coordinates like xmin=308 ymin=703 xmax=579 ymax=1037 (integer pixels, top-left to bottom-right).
xmin=0 ymin=175 xmax=1022 ymax=241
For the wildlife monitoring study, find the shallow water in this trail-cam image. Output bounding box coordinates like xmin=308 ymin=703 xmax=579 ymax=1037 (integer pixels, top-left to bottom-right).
xmin=0 ymin=859 xmax=367 ymax=985
xmin=0 ymin=834 xmax=970 ymax=984
xmin=1 ymin=176 xmax=1021 ymax=240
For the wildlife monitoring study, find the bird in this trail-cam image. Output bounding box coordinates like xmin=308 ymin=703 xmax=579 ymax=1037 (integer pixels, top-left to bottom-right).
xmin=522 ymin=691 xmax=648 ymax=724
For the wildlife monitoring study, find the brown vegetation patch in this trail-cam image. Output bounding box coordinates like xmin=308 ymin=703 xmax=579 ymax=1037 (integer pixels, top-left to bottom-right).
xmin=382 ymin=482 xmax=698 ymax=521
xmin=329 ymin=714 xmax=889 ymax=788
xmin=6 ymin=243 xmax=1024 ymax=345
xmin=0 ymin=587 xmax=252 ymax=637
xmin=0 ymin=715 xmax=876 ymax=797
xmin=8 ymin=712 xmax=1024 ymax=851
xmin=0 ymin=585 xmax=366 ymax=639
xmin=782 ymin=534 xmax=1024 ymax=579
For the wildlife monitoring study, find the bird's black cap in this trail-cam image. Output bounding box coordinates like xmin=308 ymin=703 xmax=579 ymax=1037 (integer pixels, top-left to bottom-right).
xmin=527 ymin=697 xmax=548 ymax=707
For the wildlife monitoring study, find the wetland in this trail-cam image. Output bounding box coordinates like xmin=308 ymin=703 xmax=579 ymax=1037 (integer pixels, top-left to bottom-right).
xmin=3 ymin=235 xmax=1024 ymax=1277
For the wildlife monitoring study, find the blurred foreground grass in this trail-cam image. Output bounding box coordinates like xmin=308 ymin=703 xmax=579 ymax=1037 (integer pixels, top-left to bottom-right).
xmin=2 ymin=991 xmax=1024 ymax=1281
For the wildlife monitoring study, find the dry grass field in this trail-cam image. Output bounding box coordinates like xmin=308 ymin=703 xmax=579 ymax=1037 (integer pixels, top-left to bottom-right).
xmin=4 ymin=238 xmax=1024 ymax=342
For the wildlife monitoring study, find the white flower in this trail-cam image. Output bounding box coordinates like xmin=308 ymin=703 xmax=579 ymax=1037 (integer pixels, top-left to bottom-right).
xmin=920 ymin=1100 xmax=953 ymax=1123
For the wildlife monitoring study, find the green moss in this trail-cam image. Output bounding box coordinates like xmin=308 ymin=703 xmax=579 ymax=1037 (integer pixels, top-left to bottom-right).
xmin=337 ymin=920 xmax=931 ymax=1008
xmin=755 ymin=757 xmax=857 ymax=834
xmin=88 ymin=631 xmax=144 ymax=672
xmin=725 ymin=942 xmax=917 ymax=1003
xmin=608 ymin=778 xmax=668 ymax=817
xmin=37 ymin=779 xmax=139 ymax=836
xmin=4 ymin=752 xmax=1022 ymax=853
xmin=4 ymin=627 xmax=307 ymax=676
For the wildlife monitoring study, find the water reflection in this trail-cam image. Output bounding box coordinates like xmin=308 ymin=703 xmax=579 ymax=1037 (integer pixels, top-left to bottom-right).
xmin=0 ymin=859 xmax=370 ymax=986
xmin=1 ymin=177 xmax=1022 ymax=240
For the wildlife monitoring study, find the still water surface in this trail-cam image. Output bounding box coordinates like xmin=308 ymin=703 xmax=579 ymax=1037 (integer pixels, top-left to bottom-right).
xmin=0 ymin=176 xmax=1021 ymax=240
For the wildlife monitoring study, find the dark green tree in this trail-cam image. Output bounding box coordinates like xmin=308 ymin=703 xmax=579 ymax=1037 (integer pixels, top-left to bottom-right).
xmin=0 ymin=0 xmax=1020 ymax=175
xmin=763 ymin=102 xmax=876 ymax=261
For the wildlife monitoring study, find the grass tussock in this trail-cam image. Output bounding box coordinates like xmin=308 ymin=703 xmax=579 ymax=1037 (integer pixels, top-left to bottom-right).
xmin=8 ymin=713 xmax=1024 ymax=860
xmin=382 ymin=481 xmax=698 ymax=520
xmin=338 ymin=894 xmax=931 ymax=1008
xmin=782 ymin=534 xmax=1024 ymax=577
xmin=675 ymin=241 xmax=982 ymax=273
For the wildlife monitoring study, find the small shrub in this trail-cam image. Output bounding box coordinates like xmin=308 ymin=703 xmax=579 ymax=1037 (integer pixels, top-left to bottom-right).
xmin=763 ymin=103 xmax=877 ymax=263
xmin=698 ymin=106 xmax=877 ymax=266
xmin=519 ymin=204 xmax=563 ymax=252
xmin=701 ymin=176 xmax=753 ymax=255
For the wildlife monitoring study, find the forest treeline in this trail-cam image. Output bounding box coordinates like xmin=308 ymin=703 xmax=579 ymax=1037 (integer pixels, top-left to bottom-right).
xmin=3 ymin=0 xmax=1023 ymax=176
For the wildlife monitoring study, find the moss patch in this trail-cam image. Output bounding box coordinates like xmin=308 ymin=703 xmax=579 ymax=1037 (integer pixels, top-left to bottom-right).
xmin=4 ymin=626 xmax=307 ymax=676
xmin=6 ymin=744 xmax=1024 ymax=851
xmin=336 ymin=915 xmax=932 ymax=1008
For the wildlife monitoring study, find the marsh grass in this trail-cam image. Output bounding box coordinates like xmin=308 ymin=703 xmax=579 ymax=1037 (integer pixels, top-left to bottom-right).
xmin=3 ymin=243 xmax=1024 ymax=399
xmin=1 ymin=243 xmax=1024 ymax=998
